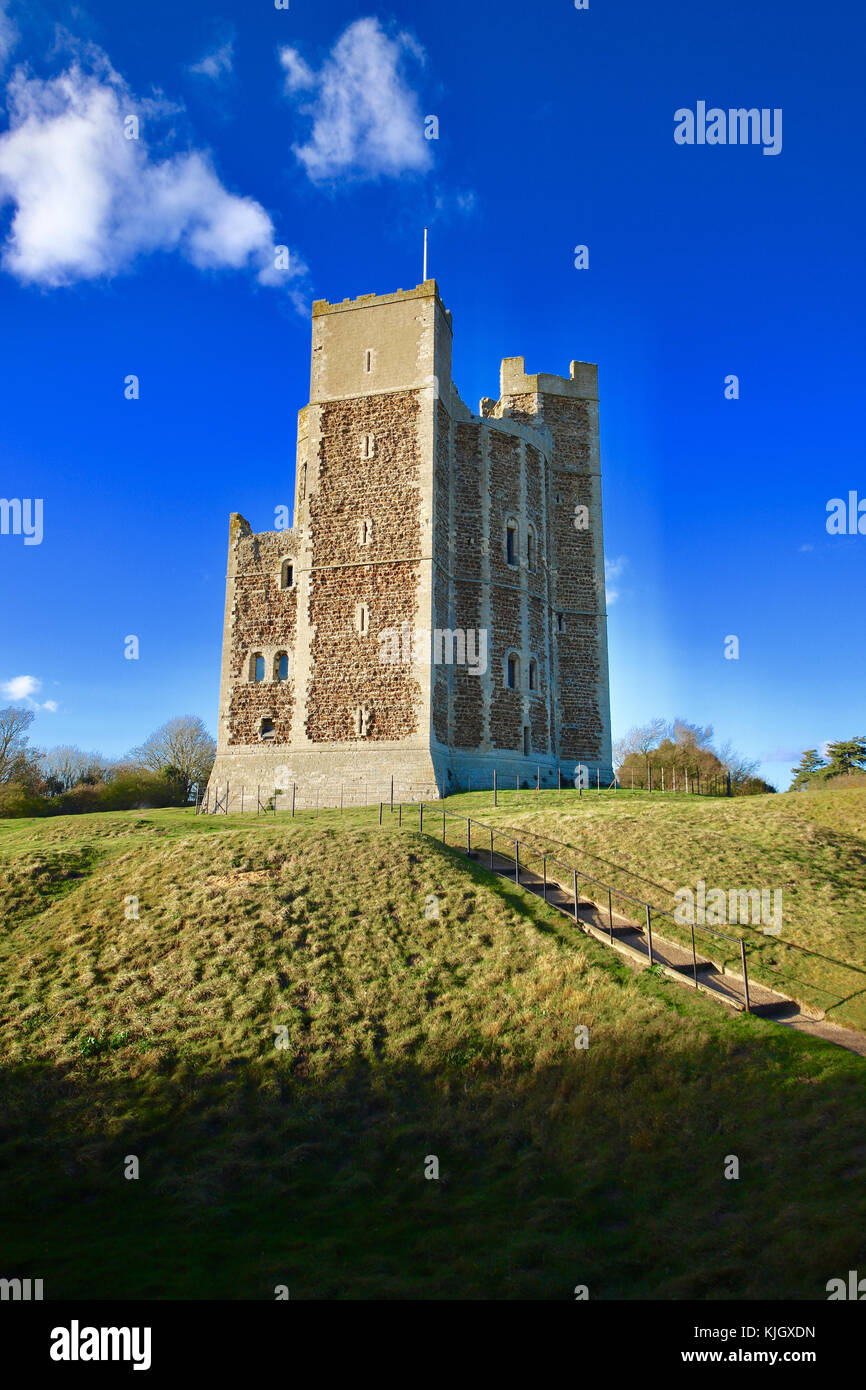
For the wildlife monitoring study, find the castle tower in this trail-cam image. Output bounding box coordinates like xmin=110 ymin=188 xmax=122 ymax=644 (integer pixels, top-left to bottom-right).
xmin=207 ymin=280 xmax=613 ymax=804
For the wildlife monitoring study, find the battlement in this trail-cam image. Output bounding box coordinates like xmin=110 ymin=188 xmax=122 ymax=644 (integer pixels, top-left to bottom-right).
xmin=499 ymin=356 xmax=598 ymax=401
xmin=312 ymin=279 xmax=452 ymax=331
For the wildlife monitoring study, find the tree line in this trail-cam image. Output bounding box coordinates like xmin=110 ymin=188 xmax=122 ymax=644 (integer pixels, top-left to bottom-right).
xmin=0 ymin=710 xmax=216 ymax=818
xmin=789 ymin=738 xmax=866 ymax=791
xmin=613 ymin=718 xmax=775 ymax=794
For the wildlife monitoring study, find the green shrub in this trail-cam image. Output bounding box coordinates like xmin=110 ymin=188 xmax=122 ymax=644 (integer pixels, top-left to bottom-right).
xmin=0 ymin=782 xmax=48 ymax=818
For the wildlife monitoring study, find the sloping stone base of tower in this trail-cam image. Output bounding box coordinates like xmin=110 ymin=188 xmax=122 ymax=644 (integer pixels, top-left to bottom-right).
xmin=205 ymin=744 xmax=615 ymax=810
xmin=206 ymin=744 xmax=443 ymax=808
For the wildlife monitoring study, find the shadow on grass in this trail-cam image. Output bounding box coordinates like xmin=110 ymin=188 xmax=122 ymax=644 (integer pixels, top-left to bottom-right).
xmin=1 ymin=1021 xmax=864 ymax=1301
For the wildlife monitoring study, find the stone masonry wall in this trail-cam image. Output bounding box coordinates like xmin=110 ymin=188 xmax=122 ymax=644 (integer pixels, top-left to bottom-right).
xmin=305 ymin=390 xmax=423 ymax=742
xmin=228 ymin=530 xmax=298 ymax=744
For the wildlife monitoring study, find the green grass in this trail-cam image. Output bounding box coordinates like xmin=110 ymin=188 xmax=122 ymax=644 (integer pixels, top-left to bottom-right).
xmin=442 ymin=786 xmax=866 ymax=1029
xmin=0 ymin=804 xmax=864 ymax=1299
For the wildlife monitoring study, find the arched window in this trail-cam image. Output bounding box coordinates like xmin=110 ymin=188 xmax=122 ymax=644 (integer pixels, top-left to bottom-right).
xmin=260 ymin=718 xmax=275 ymax=741
xmin=251 ymin=653 xmax=265 ymax=682
xmin=505 ymin=520 xmax=518 ymax=567
xmin=280 ymin=560 xmax=294 ymax=590
xmin=506 ymin=653 xmax=520 ymax=690
xmin=274 ymin=652 xmax=289 ymax=682
xmin=528 ymin=658 xmax=538 ymax=692
xmin=527 ymin=525 xmax=537 ymax=573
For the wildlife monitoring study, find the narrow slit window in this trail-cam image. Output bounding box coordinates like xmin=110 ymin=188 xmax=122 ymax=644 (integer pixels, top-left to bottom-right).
xmin=361 ymin=434 xmax=376 ymax=459
xmin=280 ymin=560 xmax=294 ymax=589
xmin=523 ymin=726 xmax=531 ymax=757
xmin=506 ymin=654 xmax=519 ymax=690
xmin=529 ymin=659 xmax=538 ymax=692
xmin=506 ymin=521 xmax=518 ymax=567
xmin=364 ymin=349 xmax=373 ymax=373
xmin=527 ymin=526 xmax=537 ymax=573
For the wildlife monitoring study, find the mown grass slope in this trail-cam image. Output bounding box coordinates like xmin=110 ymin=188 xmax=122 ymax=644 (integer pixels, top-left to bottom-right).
xmin=0 ymin=805 xmax=864 ymax=1299
xmin=444 ymin=787 xmax=866 ymax=1029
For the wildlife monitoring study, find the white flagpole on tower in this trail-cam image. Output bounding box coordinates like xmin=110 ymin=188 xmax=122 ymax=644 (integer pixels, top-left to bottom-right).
xmin=423 ymin=226 xmax=428 ymax=281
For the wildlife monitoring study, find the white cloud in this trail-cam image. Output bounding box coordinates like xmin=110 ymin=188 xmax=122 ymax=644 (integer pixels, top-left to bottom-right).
xmin=0 ymin=47 xmax=308 ymax=302
xmin=189 ymin=39 xmax=234 ymax=82
xmin=0 ymin=0 xmax=17 ymax=69
xmin=605 ymin=555 xmax=627 ymax=605
xmin=280 ymin=17 xmax=432 ymax=184
xmin=2 ymin=674 xmax=39 ymax=699
xmin=1 ymin=674 xmax=57 ymax=710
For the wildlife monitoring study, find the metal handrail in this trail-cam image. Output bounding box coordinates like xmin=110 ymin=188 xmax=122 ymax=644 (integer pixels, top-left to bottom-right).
xmin=399 ymin=803 xmax=751 ymax=1010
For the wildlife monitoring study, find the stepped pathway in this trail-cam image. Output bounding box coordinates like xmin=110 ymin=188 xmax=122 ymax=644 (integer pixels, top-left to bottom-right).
xmin=460 ymin=844 xmax=866 ymax=1059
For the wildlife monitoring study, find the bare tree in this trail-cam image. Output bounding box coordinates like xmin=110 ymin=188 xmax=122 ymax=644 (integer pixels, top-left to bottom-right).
xmin=0 ymin=706 xmax=36 ymax=783
xmin=40 ymin=745 xmax=112 ymax=793
xmin=671 ymin=718 xmax=714 ymax=751
xmin=127 ymin=716 xmax=216 ymax=801
xmin=613 ymin=717 xmax=667 ymax=774
xmin=716 ymin=739 xmax=759 ymax=787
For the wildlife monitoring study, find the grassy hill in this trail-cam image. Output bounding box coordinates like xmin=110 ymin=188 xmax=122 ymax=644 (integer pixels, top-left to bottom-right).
xmin=444 ymin=786 xmax=866 ymax=1030
xmin=1 ymin=802 xmax=864 ymax=1299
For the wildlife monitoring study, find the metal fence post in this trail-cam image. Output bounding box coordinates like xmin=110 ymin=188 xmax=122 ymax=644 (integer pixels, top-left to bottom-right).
xmin=542 ymin=856 xmax=547 ymax=900
xmin=573 ymin=870 xmax=579 ymax=923
xmin=740 ymin=940 xmax=751 ymax=1013
xmin=490 ymin=827 xmax=494 ymax=870
xmin=691 ymin=924 xmax=699 ymax=988
xmin=608 ymin=888 xmax=614 ymax=942
xmin=379 ymin=801 xmax=383 ymax=826
xmin=646 ymin=905 xmax=654 ymax=964
xmin=442 ymin=807 xmax=446 ymax=843
xmin=398 ymin=803 xmax=403 ymax=827
xmin=466 ymin=818 xmax=471 ymax=856
xmin=494 ymin=769 xmax=498 ymax=806
xmin=291 ymin=784 xmax=296 ymax=818
xmin=420 ymin=802 xmax=424 ymax=832
xmin=515 ymin=841 xmax=520 ymax=884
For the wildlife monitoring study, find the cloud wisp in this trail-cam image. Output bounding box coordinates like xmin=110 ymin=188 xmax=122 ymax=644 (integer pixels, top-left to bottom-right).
xmin=1 ymin=674 xmax=58 ymax=711
xmin=280 ymin=17 xmax=432 ymax=185
xmin=189 ymin=39 xmax=234 ymax=82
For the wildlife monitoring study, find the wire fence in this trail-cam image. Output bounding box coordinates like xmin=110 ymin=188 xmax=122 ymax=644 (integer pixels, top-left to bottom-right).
xmin=196 ymin=761 xmax=734 ymax=816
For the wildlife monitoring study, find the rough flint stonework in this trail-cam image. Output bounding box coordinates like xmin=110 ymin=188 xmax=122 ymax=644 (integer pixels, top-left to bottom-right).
xmin=207 ymin=280 xmax=613 ymax=804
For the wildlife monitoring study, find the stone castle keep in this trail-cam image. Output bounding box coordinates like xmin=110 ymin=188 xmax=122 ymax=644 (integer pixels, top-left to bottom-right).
xmin=206 ymin=279 xmax=613 ymax=803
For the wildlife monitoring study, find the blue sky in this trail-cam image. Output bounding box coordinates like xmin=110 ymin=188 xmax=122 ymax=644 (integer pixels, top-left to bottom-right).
xmin=0 ymin=0 xmax=863 ymax=788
